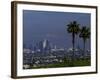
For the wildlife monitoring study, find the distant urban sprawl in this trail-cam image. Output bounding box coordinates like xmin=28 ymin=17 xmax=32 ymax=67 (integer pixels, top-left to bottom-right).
xmin=23 ymin=39 xmax=90 ymax=69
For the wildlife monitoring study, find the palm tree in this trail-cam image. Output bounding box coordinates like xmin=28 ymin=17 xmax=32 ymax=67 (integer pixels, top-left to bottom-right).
xmin=79 ymin=26 xmax=90 ymax=58
xmin=67 ymin=21 xmax=80 ymax=63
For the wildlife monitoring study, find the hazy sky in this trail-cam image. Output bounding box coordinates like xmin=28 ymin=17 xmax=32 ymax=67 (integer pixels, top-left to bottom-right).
xmin=23 ymin=10 xmax=91 ymax=49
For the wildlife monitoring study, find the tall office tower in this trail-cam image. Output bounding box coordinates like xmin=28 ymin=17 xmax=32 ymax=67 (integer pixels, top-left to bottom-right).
xmin=43 ymin=39 xmax=51 ymax=53
xmin=38 ymin=40 xmax=44 ymax=53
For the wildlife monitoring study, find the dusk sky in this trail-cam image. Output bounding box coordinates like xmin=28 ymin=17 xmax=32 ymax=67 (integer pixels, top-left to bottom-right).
xmin=23 ymin=10 xmax=91 ymax=49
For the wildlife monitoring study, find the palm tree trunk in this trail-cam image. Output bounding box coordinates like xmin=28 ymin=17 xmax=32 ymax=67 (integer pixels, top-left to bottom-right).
xmin=83 ymin=39 xmax=86 ymax=59
xmin=72 ymin=33 xmax=75 ymax=66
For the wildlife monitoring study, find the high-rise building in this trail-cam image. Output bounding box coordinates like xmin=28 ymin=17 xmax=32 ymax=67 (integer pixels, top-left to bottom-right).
xmin=38 ymin=40 xmax=43 ymax=53
xmin=43 ymin=39 xmax=51 ymax=54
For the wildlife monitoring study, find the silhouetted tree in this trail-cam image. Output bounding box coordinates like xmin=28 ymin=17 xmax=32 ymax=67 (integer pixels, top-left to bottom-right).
xmin=79 ymin=26 xmax=90 ymax=58
xmin=67 ymin=21 xmax=80 ymax=64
